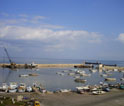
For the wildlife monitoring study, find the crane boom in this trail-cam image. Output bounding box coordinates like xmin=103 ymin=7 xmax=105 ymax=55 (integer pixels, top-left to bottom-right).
xmin=3 ymin=47 xmax=16 ymax=69
xmin=4 ymin=47 xmax=12 ymax=64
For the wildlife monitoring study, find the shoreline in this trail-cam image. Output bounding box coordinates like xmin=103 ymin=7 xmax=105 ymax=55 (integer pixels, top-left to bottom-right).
xmin=0 ymin=89 xmax=124 ymax=106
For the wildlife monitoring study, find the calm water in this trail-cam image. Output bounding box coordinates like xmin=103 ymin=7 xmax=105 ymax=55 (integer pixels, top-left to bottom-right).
xmin=0 ymin=58 xmax=124 ymax=91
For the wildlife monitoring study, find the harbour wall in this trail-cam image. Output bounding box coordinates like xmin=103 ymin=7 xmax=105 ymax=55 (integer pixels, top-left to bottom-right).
xmin=0 ymin=63 xmax=81 ymax=68
xmin=0 ymin=63 xmax=124 ymax=70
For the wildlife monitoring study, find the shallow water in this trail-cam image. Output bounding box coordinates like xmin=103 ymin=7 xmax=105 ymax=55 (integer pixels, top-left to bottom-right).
xmin=0 ymin=59 xmax=124 ymax=91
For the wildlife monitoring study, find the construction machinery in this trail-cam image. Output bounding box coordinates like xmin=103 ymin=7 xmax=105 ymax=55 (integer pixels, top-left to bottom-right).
xmin=4 ymin=47 xmax=16 ymax=69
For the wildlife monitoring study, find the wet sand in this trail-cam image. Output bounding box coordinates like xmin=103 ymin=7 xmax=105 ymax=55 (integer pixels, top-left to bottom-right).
xmin=0 ymin=89 xmax=124 ymax=106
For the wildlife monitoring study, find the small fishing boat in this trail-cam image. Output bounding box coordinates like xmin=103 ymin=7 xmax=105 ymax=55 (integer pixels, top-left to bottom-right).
xmin=9 ymin=82 xmax=18 ymax=89
xmin=39 ymin=88 xmax=47 ymax=93
xmin=74 ymin=78 xmax=87 ymax=83
xmin=26 ymin=86 xmax=32 ymax=92
xmin=68 ymin=73 xmax=75 ymax=76
xmin=92 ymin=90 xmax=106 ymax=95
xmin=90 ymin=69 xmax=97 ymax=73
xmin=76 ymin=85 xmax=90 ymax=92
xmin=60 ymin=89 xmax=71 ymax=93
xmin=102 ymin=87 xmax=110 ymax=92
xmin=18 ymin=83 xmax=26 ymax=93
xmin=0 ymin=83 xmax=8 ymax=93
xmin=2 ymin=83 xmax=8 ymax=90
xmin=19 ymin=74 xmax=29 ymax=77
xmin=29 ymin=73 xmax=39 ymax=76
xmin=113 ymin=69 xmax=118 ymax=72
xmin=75 ymin=70 xmax=85 ymax=74
xmin=101 ymin=74 xmax=107 ymax=77
xmin=8 ymin=89 xmax=17 ymax=93
xmin=105 ymin=78 xmax=116 ymax=81
xmin=74 ymin=76 xmax=80 ymax=79
xmin=77 ymin=89 xmax=84 ymax=94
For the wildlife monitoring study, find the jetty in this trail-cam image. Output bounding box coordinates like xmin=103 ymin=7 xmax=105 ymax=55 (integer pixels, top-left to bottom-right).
xmin=0 ymin=63 xmax=124 ymax=70
xmin=0 ymin=63 xmax=82 ymax=68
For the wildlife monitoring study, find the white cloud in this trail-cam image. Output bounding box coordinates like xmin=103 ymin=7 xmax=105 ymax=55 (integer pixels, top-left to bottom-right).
xmin=0 ymin=14 xmax=102 ymax=52
xmin=118 ymin=33 xmax=124 ymax=43
xmin=0 ymin=25 xmax=102 ymax=51
xmin=0 ymin=25 xmax=102 ymax=43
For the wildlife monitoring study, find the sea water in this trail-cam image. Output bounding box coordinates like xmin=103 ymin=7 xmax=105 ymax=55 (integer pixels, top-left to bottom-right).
xmin=0 ymin=58 xmax=124 ymax=91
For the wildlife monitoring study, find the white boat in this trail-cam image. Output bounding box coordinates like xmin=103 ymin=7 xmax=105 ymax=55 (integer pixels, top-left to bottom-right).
xmin=9 ymin=82 xmax=18 ymax=89
xmin=27 ymin=62 xmax=37 ymax=68
xmin=8 ymin=89 xmax=17 ymax=93
xmin=39 ymin=88 xmax=47 ymax=93
xmin=114 ymin=69 xmax=118 ymax=72
xmin=60 ymin=89 xmax=71 ymax=93
xmin=18 ymin=83 xmax=26 ymax=93
xmin=75 ymin=70 xmax=85 ymax=74
xmin=2 ymin=83 xmax=8 ymax=90
xmin=74 ymin=76 xmax=80 ymax=79
xmin=31 ymin=62 xmax=37 ymax=67
xmin=76 ymin=85 xmax=90 ymax=91
xmin=101 ymin=74 xmax=107 ymax=77
xmin=91 ymin=87 xmax=98 ymax=91
xmin=0 ymin=83 xmax=8 ymax=93
xmin=19 ymin=74 xmax=29 ymax=77
xmin=91 ymin=69 xmax=97 ymax=73
xmin=68 ymin=73 xmax=75 ymax=76
xmin=92 ymin=90 xmax=106 ymax=95
xmin=26 ymin=86 xmax=32 ymax=92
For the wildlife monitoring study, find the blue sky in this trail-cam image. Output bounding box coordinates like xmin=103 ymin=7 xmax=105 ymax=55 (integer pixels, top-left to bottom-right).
xmin=0 ymin=0 xmax=124 ymax=60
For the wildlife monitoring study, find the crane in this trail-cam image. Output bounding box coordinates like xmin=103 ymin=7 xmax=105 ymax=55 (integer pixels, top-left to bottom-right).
xmin=4 ymin=47 xmax=16 ymax=69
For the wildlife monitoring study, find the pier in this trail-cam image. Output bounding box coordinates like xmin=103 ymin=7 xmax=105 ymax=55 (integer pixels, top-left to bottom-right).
xmin=0 ymin=63 xmax=81 ymax=68
xmin=0 ymin=63 xmax=124 ymax=70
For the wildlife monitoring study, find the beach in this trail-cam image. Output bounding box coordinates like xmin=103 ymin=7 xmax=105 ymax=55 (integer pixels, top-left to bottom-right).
xmin=0 ymin=89 xmax=124 ymax=106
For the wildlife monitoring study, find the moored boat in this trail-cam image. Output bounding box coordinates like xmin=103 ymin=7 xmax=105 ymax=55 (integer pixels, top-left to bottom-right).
xmin=74 ymin=78 xmax=87 ymax=83
xmin=8 ymin=89 xmax=17 ymax=93
xmin=60 ymin=89 xmax=71 ymax=93
xmin=29 ymin=73 xmax=39 ymax=76
xmin=26 ymin=86 xmax=33 ymax=92
xmin=105 ymin=78 xmax=116 ymax=81
xmin=19 ymin=74 xmax=29 ymax=77
xmin=18 ymin=83 xmax=26 ymax=93
xmin=92 ymin=90 xmax=106 ymax=95
xmin=9 ymin=82 xmax=18 ymax=89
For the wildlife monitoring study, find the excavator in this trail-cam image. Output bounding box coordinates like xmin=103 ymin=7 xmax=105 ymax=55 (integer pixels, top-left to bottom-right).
xmin=4 ymin=47 xmax=16 ymax=69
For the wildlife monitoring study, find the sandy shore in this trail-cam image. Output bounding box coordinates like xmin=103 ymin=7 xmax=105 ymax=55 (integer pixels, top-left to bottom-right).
xmin=0 ymin=89 xmax=124 ymax=106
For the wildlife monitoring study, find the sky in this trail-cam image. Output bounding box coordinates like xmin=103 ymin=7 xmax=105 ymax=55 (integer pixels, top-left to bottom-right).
xmin=0 ymin=0 xmax=124 ymax=61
